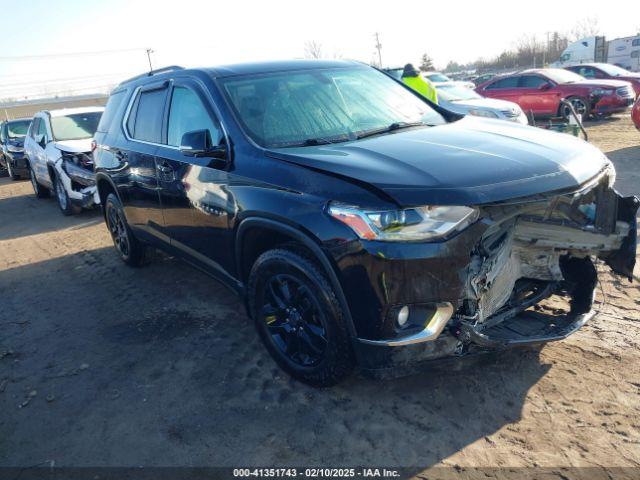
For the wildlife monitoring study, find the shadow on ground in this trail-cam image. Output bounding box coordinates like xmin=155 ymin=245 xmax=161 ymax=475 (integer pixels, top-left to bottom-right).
xmin=1 ymin=244 xmax=549 ymax=469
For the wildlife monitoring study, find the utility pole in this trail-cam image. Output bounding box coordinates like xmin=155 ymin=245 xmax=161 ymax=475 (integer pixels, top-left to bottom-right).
xmin=543 ymin=31 xmax=550 ymax=66
xmin=374 ymin=33 xmax=382 ymax=68
xmin=146 ymin=48 xmax=154 ymax=72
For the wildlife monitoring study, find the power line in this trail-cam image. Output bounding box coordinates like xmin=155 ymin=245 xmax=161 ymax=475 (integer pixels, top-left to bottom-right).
xmin=0 ymin=47 xmax=147 ymax=62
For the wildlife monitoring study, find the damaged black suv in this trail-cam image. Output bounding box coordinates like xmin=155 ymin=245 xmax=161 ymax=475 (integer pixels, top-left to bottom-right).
xmin=93 ymin=60 xmax=638 ymax=386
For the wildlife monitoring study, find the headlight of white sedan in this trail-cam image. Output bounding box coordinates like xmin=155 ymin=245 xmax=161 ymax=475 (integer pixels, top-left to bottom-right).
xmin=328 ymin=203 xmax=479 ymax=242
xmin=468 ymin=109 xmax=499 ymax=119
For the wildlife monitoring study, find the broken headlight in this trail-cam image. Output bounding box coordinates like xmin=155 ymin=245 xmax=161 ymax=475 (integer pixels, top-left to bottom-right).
xmin=328 ymin=203 xmax=479 ymax=241
xmin=60 ymin=150 xmax=93 ymax=169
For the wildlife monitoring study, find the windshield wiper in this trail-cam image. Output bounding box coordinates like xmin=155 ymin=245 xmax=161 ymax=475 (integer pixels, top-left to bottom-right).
xmin=302 ymin=137 xmax=334 ymax=146
xmin=356 ymin=121 xmax=425 ymax=140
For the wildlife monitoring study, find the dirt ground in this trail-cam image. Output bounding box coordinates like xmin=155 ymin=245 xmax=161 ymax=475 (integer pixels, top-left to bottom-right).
xmin=0 ymin=115 xmax=638 ymax=476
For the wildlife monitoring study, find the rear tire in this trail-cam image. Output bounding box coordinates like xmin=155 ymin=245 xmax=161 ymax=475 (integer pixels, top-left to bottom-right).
xmin=29 ymin=163 xmax=49 ymax=198
xmin=54 ymin=174 xmax=81 ymax=216
xmin=104 ymin=193 xmax=147 ymax=267
xmin=560 ymin=96 xmax=590 ymax=121
xmin=248 ymin=248 xmax=354 ymax=387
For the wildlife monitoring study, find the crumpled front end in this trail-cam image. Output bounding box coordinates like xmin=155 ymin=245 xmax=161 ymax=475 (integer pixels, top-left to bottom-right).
xmin=54 ymin=151 xmax=100 ymax=208
xmin=353 ymin=167 xmax=638 ymax=373
xmin=456 ymin=167 xmax=637 ymax=349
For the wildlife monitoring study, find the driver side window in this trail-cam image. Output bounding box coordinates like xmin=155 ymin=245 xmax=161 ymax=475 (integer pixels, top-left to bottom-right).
xmin=37 ymin=117 xmax=48 ymax=142
xmin=167 ymin=87 xmax=222 ymax=147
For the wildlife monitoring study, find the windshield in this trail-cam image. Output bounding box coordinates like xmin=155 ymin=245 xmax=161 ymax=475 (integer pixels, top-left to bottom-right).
xmin=437 ymin=85 xmax=482 ymax=101
xmin=50 ymin=112 xmax=102 ymax=141
xmin=597 ymin=63 xmax=630 ymax=76
xmin=541 ymin=69 xmax=585 ymax=84
xmin=425 ymin=73 xmax=451 ymax=83
xmin=221 ymin=66 xmax=446 ymax=148
xmin=6 ymin=120 xmax=31 ymax=138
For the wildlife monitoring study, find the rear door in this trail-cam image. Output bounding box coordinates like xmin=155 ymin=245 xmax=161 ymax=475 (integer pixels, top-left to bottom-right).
xmin=119 ymin=82 xmax=169 ymax=243
xmin=154 ymin=78 xmax=235 ymax=277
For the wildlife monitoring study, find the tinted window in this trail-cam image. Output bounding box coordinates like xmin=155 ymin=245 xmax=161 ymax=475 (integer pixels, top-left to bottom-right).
xmin=168 ymin=87 xmax=222 ymax=147
xmin=485 ymin=77 xmax=519 ymax=89
xmin=574 ymin=66 xmax=595 ymax=78
xmin=633 ymin=39 xmax=640 ymax=47
xmin=519 ymin=75 xmax=548 ymax=88
xmin=0 ymin=123 xmax=5 ymax=143
xmin=128 ymin=87 xmax=167 ymax=143
xmin=97 ymin=90 xmax=127 ymax=133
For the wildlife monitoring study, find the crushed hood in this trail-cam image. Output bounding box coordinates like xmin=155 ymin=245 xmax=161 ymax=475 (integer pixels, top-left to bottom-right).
xmin=54 ymin=138 xmax=92 ymax=153
xmin=267 ymin=117 xmax=609 ymax=206
xmin=572 ymin=79 xmax=633 ymax=89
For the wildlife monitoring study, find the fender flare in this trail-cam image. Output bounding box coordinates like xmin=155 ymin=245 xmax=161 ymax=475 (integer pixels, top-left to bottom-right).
xmin=95 ymin=172 xmax=124 ymax=207
xmin=236 ymin=217 xmax=357 ymax=338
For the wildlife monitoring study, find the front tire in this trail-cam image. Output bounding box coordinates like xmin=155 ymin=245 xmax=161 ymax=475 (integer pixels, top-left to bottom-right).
xmin=54 ymin=174 xmax=80 ymax=216
xmin=105 ymin=193 xmax=147 ymax=267
xmin=560 ymin=96 xmax=590 ymax=121
xmin=248 ymin=249 xmax=354 ymax=387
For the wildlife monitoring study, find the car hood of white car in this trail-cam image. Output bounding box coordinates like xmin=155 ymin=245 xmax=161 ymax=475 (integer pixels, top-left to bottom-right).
xmin=54 ymin=138 xmax=92 ymax=153
xmin=447 ymin=97 xmax=522 ymax=113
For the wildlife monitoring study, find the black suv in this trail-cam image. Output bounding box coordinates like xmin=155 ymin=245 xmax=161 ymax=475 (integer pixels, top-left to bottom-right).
xmin=94 ymin=60 xmax=637 ymax=386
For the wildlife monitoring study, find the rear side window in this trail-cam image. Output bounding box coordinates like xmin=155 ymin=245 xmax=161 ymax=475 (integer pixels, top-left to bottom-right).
xmin=127 ymin=86 xmax=168 ymax=143
xmin=485 ymin=77 xmax=519 ymax=89
xmin=518 ymin=75 xmax=548 ymax=88
xmin=167 ymin=87 xmax=223 ymax=147
xmin=97 ymin=90 xmax=126 ymax=133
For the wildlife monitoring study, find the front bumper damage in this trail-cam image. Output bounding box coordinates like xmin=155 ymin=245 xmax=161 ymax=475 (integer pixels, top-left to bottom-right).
xmin=353 ymin=168 xmax=638 ymax=373
xmin=53 ymin=152 xmax=100 ymax=208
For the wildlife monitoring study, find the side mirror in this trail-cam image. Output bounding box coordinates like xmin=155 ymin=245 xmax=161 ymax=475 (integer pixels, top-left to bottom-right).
xmin=36 ymin=134 xmax=48 ymax=148
xmin=539 ymin=82 xmax=551 ymax=91
xmin=179 ymin=129 xmax=227 ymax=160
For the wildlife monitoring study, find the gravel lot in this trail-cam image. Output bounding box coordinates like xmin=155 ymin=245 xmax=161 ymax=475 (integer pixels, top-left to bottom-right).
xmin=0 ymin=115 xmax=638 ymax=476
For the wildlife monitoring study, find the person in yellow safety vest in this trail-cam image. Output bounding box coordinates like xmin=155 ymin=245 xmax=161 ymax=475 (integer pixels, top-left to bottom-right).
xmin=401 ymin=63 xmax=438 ymax=105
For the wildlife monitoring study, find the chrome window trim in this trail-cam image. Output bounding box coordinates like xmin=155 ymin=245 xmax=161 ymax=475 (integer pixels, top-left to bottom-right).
xmin=120 ymin=77 xmax=230 ymax=155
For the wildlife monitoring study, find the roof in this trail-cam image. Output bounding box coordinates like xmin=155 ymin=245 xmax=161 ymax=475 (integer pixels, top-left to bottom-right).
xmin=41 ymin=106 xmax=105 ymax=117
xmin=117 ymin=59 xmax=365 ymax=89
xmin=1 ymin=117 xmax=32 ymax=124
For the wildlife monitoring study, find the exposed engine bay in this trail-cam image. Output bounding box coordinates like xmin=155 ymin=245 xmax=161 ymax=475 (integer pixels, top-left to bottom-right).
xmin=457 ymin=167 xmax=638 ymax=347
xmin=53 ymin=150 xmax=99 ymax=207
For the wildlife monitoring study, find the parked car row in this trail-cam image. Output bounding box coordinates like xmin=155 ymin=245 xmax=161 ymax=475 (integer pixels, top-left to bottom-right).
xmin=3 ymin=60 xmax=638 ymax=386
xmin=1 ymin=107 xmax=104 ymax=215
xmin=476 ymin=67 xmax=636 ymax=120
xmin=384 ymin=63 xmax=638 ymax=125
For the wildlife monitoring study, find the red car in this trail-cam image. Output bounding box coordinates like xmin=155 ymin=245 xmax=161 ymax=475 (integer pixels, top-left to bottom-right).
xmin=565 ymin=63 xmax=640 ymax=98
xmin=633 ymin=96 xmax=640 ymax=130
xmin=476 ymin=68 xmax=635 ymax=119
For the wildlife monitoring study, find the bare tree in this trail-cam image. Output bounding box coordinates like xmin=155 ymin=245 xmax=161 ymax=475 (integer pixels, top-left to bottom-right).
xmin=304 ymin=40 xmax=323 ymax=59
xmin=419 ymin=53 xmax=435 ymax=72
xmin=571 ymin=17 xmax=601 ymax=40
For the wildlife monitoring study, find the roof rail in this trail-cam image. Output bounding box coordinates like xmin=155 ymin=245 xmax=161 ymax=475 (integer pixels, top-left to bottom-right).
xmin=120 ymin=65 xmax=185 ymax=85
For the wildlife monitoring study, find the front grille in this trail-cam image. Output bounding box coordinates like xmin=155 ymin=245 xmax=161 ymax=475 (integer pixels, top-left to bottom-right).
xmin=616 ymin=86 xmax=633 ymax=98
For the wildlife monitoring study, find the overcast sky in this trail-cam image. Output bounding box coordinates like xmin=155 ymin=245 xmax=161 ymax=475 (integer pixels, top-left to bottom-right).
xmin=1 ymin=0 xmax=638 ymax=100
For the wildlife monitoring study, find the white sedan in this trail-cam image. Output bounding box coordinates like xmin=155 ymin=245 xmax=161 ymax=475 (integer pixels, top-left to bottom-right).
xmin=437 ymin=84 xmax=529 ymax=124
